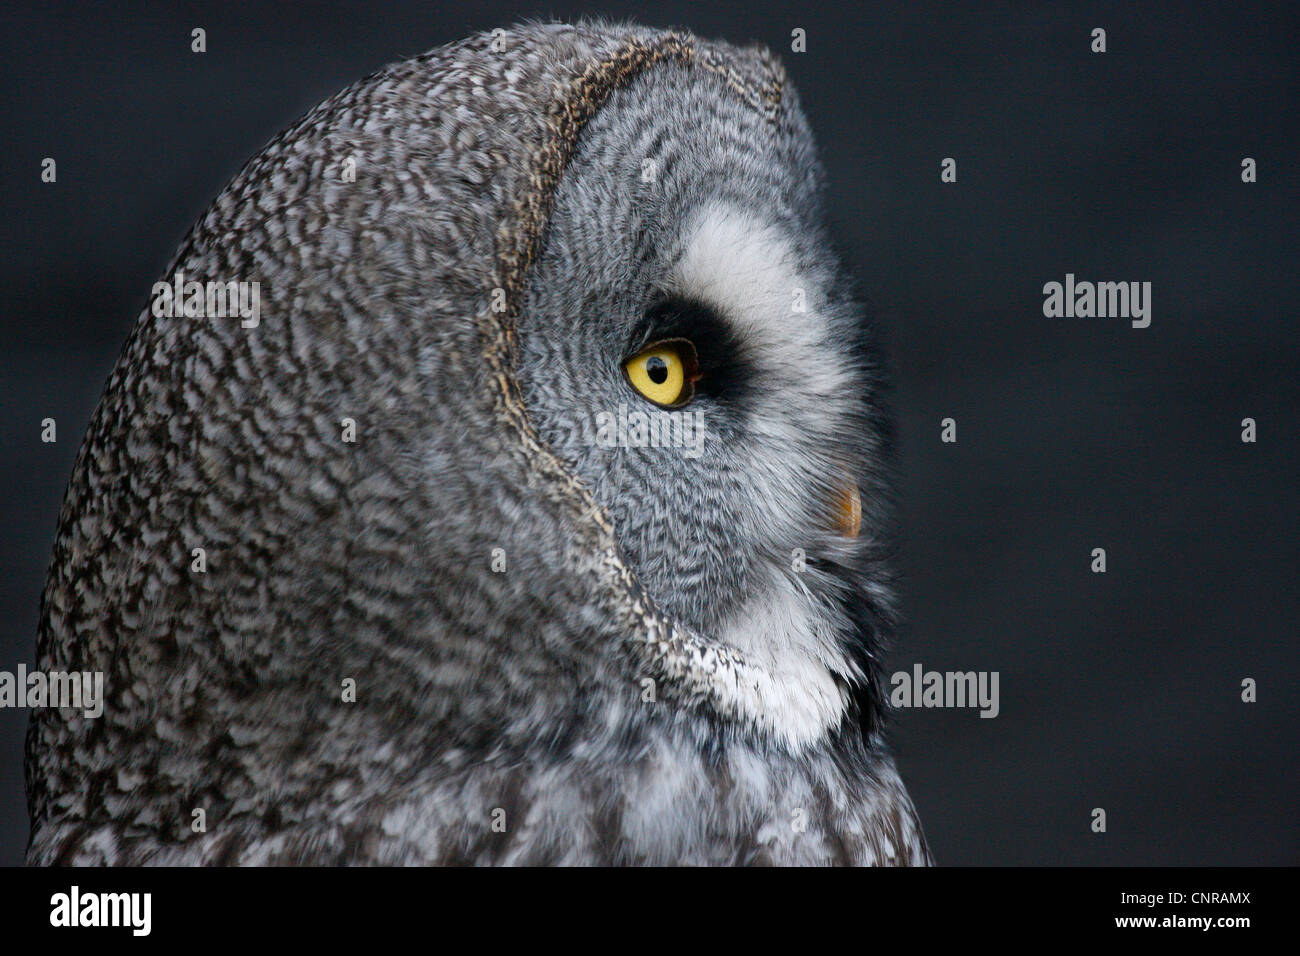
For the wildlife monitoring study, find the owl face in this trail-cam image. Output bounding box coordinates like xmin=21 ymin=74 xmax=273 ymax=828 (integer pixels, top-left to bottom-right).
xmin=516 ymin=64 xmax=892 ymax=748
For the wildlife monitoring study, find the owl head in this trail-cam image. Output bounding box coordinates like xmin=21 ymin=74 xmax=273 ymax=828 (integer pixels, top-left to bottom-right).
xmin=28 ymin=21 xmax=907 ymax=864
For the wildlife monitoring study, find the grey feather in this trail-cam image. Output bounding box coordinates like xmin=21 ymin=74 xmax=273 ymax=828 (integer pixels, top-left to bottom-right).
xmin=26 ymin=20 xmax=930 ymax=866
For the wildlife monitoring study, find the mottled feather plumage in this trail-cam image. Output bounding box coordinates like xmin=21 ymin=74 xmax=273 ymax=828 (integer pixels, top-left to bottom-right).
xmin=27 ymin=20 xmax=930 ymax=866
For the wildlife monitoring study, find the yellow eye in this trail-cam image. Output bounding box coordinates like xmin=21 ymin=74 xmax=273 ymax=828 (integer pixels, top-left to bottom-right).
xmin=622 ymin=339 xmax=699 ymax=408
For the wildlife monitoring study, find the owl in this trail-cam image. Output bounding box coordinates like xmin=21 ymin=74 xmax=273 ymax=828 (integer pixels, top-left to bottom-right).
xmin=26 ymin=20 xmax=931 ymax=866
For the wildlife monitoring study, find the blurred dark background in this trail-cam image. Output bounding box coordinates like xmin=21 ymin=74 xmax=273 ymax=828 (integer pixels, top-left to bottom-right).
xmin=1 ymin=0 xmax=1296 ymax=865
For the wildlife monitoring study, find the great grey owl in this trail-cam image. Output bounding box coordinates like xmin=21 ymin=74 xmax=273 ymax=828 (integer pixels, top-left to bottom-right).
xmin=27 ymin=20 xmax=931 ymax=865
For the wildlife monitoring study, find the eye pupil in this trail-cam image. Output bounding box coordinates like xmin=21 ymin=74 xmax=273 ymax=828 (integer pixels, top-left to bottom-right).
xmin=645 ymin=356 xmax=669 ymax=384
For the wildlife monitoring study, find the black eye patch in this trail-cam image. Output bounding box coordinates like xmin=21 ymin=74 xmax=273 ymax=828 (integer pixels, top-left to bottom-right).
xmin=631 ymin=296 xmax=753 ymax=407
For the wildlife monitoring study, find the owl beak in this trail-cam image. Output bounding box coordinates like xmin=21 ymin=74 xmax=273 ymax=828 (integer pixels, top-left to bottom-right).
xmin=832 ymin=480 xmax=862 ymax=539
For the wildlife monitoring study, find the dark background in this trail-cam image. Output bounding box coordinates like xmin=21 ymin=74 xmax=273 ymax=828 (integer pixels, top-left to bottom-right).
xmin=1 ymin=0 xmax=1295 ymax=866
